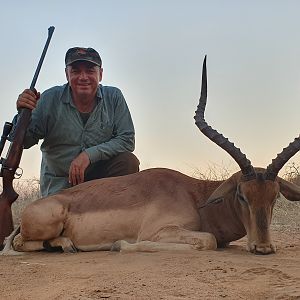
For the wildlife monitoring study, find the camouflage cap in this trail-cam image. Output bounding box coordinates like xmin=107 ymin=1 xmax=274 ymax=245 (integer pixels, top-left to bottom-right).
xmin=65 ymin=47 xmax=102 ymax=67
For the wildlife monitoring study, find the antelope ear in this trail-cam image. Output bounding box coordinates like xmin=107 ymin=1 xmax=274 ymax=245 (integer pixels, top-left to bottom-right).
xmin=278 ymin=177 xmax=300 ymax=202
xmin=207 ymin=175 xmax=238 ymax=202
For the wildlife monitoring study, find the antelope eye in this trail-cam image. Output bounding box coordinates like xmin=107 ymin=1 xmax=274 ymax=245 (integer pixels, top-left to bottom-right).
xmin=237 ymin=185 xmax=248 ymax=204
xmin=238 ymin=194 xmax=248 ymax=204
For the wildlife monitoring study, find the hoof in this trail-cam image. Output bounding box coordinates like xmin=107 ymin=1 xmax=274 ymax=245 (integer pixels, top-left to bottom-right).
xmin=110 ymin=240 xmax=122 ymax=252
xmin=247 ymin=243 xmax=276 ymax=255
xmin=63 ymin=244 xmax=77 ymax=253
xmin=46 ymin=237 xmax=78 ymax=253
xmin=111 ymin=240 xmax=130 ymax=252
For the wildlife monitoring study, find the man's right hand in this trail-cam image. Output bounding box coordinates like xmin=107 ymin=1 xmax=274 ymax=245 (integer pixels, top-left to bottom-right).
xmin=17 ymin=89 xmax=40 ymax=111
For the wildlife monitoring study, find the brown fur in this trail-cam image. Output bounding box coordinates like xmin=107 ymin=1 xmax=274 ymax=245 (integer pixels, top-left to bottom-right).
xmin=8 ymin=167 xmax=300 ymax=255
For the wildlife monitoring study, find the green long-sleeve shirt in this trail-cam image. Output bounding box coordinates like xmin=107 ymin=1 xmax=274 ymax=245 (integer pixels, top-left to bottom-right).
xmin=13 ymin=84 xmax=135 ymax=196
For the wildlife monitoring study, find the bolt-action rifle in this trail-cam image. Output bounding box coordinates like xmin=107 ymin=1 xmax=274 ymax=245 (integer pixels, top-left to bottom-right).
xmin=0 ymin=26 xmax=55 ymax=248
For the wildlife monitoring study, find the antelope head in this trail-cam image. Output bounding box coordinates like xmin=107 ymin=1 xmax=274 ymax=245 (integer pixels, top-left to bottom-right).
xmin=194 ymin=57 xmax=300 ymax=254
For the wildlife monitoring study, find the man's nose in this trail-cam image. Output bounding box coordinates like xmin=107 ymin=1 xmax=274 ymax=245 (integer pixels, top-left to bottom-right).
xmin=79 ymin=72 xmax=88 ymax=79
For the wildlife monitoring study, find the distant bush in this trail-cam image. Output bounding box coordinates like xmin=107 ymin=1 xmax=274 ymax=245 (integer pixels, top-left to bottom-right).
xmin=192 ymin=162 xmax=234 ymax=181
xmin=282 ymin=162 xmax=300 ymax=185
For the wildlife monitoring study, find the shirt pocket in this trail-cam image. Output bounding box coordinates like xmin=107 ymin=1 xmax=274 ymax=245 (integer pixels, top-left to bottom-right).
xmin=84 ymin=122 xmax=114 ymax=147
xmin=98 ymin=122 xmax=114 ymax=140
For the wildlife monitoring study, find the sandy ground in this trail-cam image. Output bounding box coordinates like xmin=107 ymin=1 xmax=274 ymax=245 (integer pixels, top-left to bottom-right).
xmin=0 ymin=226 xmax=299 ymax=300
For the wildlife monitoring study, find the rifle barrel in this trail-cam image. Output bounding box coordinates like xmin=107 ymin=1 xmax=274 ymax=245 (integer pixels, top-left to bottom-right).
xmin=30 ymin=26 xmax=55 ymax=90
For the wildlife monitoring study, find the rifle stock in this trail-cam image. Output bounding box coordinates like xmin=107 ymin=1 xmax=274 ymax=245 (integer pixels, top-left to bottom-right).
xmin=0 ymin=122 xmax=13 ymax=158
xmin=0 ymin=27 xmax=55 ymax=248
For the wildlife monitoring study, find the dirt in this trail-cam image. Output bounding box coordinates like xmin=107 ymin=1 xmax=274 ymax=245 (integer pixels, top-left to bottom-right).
xmin=0 ymin=226 xmax=299 ymax=300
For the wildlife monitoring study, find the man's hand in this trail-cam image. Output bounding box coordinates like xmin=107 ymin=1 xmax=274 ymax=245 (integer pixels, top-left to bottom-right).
xmin=69 ymin=152 xmax=91 ymax=186
xmin=17 ymin=89 xmax=40 ymax=111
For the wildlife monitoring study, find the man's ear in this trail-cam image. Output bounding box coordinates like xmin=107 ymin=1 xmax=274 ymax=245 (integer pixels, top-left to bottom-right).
xmin=65 ymin=67 xmax=69 ymax=82
xmin=99 ymin=67 xmax=103 ymax=82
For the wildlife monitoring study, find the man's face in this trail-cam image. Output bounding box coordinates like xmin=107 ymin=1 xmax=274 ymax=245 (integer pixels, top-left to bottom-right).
xmin=65 ymin=61 xmax=103 ymax=98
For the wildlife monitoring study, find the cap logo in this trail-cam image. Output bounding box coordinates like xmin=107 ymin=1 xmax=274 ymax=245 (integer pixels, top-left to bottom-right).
xmin=77 ymin=49 xmax=87 ymax=55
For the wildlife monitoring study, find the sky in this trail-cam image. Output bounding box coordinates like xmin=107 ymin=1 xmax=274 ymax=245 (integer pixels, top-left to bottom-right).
xmin=1 ymin=0 xmax=300 ymax=180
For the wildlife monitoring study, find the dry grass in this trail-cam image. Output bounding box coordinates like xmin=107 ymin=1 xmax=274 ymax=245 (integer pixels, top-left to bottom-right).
xmin=191 ymin=161 xmax=234 ymax=181
xmin=0 ymin=178 xmax=40 ymax=225
xmin=272 ymin=162 xmax=300 ymax=230
xmin=272 ymin=197 xmax=300 ymax=230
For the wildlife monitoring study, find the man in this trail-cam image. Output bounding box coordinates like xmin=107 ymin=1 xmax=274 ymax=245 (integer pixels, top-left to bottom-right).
xmin=14 ymin=47 xmax=139 ymax=197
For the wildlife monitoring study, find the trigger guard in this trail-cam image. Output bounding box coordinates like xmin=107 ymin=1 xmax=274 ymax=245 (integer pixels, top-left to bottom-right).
xmin=15 ymin=167 xmax=23 ymax=179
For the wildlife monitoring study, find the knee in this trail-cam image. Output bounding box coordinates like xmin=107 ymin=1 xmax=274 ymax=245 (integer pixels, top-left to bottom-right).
xmin=115 ymin=152 xmax=140 ymax=174
xmin=12 ymin=234 xmax=25 ymax=251
xmin=203 ymin=233 xmax=217 ymax=250
xmin=86 ymin=152 xmax=140 ymax=180
xmin=21 ymin=202 xmax=66 ymax=240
